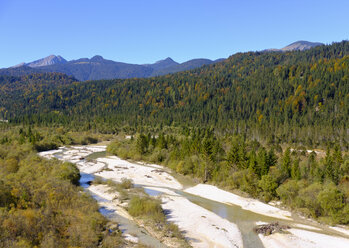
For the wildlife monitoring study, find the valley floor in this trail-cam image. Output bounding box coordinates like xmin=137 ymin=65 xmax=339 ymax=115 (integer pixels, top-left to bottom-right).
xmin=39 ymin=145 xmax=349 ymax=248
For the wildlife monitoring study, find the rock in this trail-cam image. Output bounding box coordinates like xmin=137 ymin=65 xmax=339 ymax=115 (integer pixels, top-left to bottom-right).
xmin=123 ymin=233 xmax=139 ymax=243
xmin=254 ymin=222 xmax=290 ymax=236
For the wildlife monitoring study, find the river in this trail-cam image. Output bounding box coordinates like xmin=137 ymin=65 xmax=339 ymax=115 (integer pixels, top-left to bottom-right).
xmin=39 ymin=145 xmax=349 ymax=248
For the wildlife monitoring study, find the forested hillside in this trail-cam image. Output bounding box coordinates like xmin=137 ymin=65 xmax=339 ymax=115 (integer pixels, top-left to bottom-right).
xmin=0 ymin=73 xmax=77 ymax=114
xmin=1 ymin=41 xmax=348 ymax=146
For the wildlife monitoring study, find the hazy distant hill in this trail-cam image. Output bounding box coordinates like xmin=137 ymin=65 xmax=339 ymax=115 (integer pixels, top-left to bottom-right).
xmin=150 ymin=58 xmax=221 ymax=76
xmin=1 ymin=55 xmax=221 ymax=81
xmin=263 ymin=40 xmax=324 ymax=52
xmin=39 ymin=55 xmax=154 ymax=81
xmin=145 ymin=57 xmax=179 ymax=71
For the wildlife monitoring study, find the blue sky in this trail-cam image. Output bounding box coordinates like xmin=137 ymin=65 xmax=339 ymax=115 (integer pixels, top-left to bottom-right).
xmin=0 ymin=0 xmax=348 ymax=68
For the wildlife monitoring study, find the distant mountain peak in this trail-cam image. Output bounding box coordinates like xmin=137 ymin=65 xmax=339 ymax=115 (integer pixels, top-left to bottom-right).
xmin=281 ymin=41 xmax=324 ymax=51
xmin=155 ymin=57 xmax=177 ymax=64
xmin=27 ymin=55 xmax=67 ymax=68
xmin=90 ymin=55 xmax=104 ymax=62
xmin=263 ymin=40 xmax=324 ymax=53
xmin=164 ymin=57 xmax=175 ymax=62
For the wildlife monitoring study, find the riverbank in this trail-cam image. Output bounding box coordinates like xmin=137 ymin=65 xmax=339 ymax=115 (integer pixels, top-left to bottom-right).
xmin=258 ymin=227 xmax=349 ymax=248
xmin=91 ymin=153 xmax=244 ymax=247
xmin=185 ymin=184 xmax=292 ymax=220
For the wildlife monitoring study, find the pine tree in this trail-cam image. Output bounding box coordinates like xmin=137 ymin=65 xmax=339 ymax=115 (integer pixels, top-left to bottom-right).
xmin=280 ymin=148 xmax=292 ymax=180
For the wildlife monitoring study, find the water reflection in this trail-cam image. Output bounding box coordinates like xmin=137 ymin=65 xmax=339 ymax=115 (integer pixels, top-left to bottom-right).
xmin=79 ymin=173 xmax=94 ymax=188
xmin=144 ymin=188 xmax=162 ymax=196
xmin=99 ymin=206 xmax=115 ymax=216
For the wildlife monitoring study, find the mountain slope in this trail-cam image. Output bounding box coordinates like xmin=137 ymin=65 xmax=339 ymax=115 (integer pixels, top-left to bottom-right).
xmin=0 ymin=73 xmax=77 ymax=111
xmin=0 ymin=65 xmax=43 ymax=76
xmin=27 ymin=55 xmax=67 ymax=67
xmin=281 ymin=40 xmax=324 ymax=51
xmin=151 ymin=58 xmax=216 ymax=76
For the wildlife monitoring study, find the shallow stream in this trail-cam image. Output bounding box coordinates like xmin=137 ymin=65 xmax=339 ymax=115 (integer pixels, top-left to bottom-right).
xmin=48 ymin=146 xmax=348 ymax=248
xmin=79 ymin=173 xmax=167 ymax=248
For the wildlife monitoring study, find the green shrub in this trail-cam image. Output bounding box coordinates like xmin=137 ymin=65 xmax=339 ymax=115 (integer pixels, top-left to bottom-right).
xmin=106 ymin=141 xmax=120 ymax=155
xmin=298 ymin=182 xmax=322 ymax=217
xmin=4 ymin=157 xmax=19 ymax=173
xmin=52 ymin=162 xmax=80 ymax=185
xmin=101 ymin=234 xmax=124 ymax=248
xmin=317 ymin=184 xmax=345 ymax=219
xmin=276 ymin=179 xmax=299 ymax=206
xmin=258 ymin=174 xmax=278 ymax=202
xmin=176 ymin=157 xmax=195 ymax=175
xmin=338 ymin=205 xmax=349 ymax=224
xmin=120 ymin=178 xmax=133 ymax=189
xmin=230 ymin=169 xmax=258 ymax=196
xmin=34 ymin=141 xmax=58 ymax=152
xmin=128 ymin=196 xmax=164 ymax=222
xmin=165 ymin=223 xmax=182 ymax=238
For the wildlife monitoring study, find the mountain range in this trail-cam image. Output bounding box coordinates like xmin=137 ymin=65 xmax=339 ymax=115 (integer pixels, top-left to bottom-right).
xmin=0 ymin=40 xmax=324 ymax=81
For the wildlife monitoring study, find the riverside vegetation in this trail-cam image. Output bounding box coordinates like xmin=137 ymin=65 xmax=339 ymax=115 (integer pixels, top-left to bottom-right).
xmin=0 ymin=126 xmax=126 ymax=248
xmin=0 ymin=124 xmax=189 ymax=247
xmin=107 ymin=130 xmax=349 ymax=225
